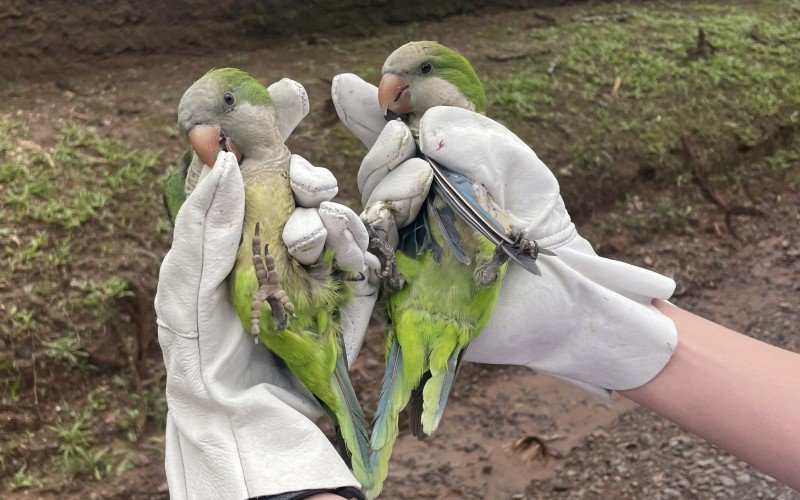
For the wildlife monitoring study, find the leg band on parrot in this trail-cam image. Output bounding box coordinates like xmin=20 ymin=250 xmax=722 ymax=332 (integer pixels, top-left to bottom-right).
xmin=252 ymin=223 xmax=296 ymax=333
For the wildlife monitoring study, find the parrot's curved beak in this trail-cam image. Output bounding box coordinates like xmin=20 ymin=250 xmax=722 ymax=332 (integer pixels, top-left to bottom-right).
xmin=188 ymin=124 xmax=243 ymax=167
xmin=378 ymin=73 xmax=412 ymax=116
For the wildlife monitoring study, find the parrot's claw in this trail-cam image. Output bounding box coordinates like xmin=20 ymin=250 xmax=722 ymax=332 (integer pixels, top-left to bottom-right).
xmin=365 ymin=224 xmax=405 ymax=289
xmin=510 ymin=229 xmax=543 ymax=259
xmin=367 ymin=229 xmax=405 ymax=290
xmin=252 ymin=224 xmax=296 ymax=333
xmin=266 ymin=295 xmax=289 ymax=330
xmin=477 ymin=245 xmax=509 ymax=286
xmin=477 ymin=232 xmax=551 ymax=285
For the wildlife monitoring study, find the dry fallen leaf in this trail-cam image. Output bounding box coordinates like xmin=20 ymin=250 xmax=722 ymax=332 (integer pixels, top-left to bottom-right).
xmin=505 ymin=433 xmax=566 ymax=462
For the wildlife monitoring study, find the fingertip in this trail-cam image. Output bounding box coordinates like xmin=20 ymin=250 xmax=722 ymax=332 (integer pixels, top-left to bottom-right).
xmin=318 ymin=200 xmax=347 ymax=221
xmin=322 ymin=201 xmax=369 ymax=252
xmin=331 ymin=73 xmax=384 ymax=149
xmin=358 ymin=121 xmax=417 ymax=202
xmin=207 ymin=151 xmax=244 ymax=222
xmin=283 ymin=208 xmax=327 ymax=265
xmin=330 ymin=73 xmax=344 ymax=101
xmin=289 ymin=155 xmax=338 ymax=207
xmin=218 ymin=151 xmax=243 ymax=188
xmin=655 ymin=275 xmax=678 ymax=300
xmin=382 ymin=118 xmax=413 ymax=142
xmin=364 ymin=251 xmax=380 ymax=273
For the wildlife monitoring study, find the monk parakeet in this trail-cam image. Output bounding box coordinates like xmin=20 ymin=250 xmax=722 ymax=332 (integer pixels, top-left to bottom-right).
xmin=365 ymin=42 xmax=546 ymax=498
xmin=172 ymin=68 xmax=372 ymax=490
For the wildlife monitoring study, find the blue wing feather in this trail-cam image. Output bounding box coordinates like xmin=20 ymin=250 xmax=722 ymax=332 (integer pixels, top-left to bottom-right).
xmin=428 ymin=194 xmax=470 ymax=265
xmin=438 ymin=166 xmax=508 ymax=237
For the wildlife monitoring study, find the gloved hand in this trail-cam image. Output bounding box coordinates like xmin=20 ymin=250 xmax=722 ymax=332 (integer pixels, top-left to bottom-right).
xmin=281 ymin=153 xmax=381 ymax=366
xmin=331 ymin=73 xmax=677 ymax=396
xmin=155 ymin=151 xmax=376 ymax=499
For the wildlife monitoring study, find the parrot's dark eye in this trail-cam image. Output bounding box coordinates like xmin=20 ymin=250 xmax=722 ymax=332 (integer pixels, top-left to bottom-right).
xmin=419 ymin=62 xmax=433 ymax=75
xmin=223 ymin=92 xmax=235 ymax=106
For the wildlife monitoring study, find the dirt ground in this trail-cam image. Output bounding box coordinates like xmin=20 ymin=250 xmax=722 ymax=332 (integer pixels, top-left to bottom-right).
xmin=1 ymin=1 xmax=799 ymax=498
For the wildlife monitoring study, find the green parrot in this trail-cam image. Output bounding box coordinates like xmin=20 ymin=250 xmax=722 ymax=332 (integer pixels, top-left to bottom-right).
xmin=169 ymin=68 xmax=372 ymax=490
xmin=365 ymin=42 xmax=545 ymax=498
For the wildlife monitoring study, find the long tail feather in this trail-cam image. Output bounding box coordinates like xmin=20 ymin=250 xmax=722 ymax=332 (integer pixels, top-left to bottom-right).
xmin=331 ymin=415 xmax=351 ymax=466
xmin=421 ymin=350 xmax=463 ymax=435
xmin=368 ymin=337 xmax=413 ymax=499
xmin=332 ymin=354 xmax=372 ymax=491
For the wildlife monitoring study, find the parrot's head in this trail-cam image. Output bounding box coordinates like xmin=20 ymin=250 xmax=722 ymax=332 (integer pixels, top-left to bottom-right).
xmin=178 ymin=68 xmax=307 ymax=166
xmin=379 ymin=41 xmax=485 ymax=123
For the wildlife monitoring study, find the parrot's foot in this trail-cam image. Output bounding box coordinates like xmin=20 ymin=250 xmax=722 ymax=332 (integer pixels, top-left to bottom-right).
xmin=476 ymin=245 xmax=510 ymax=286
xmin=252 ymin=224 xmax=296 ymax=333
xmin=366 ymin=226 xmax=404 ymax=290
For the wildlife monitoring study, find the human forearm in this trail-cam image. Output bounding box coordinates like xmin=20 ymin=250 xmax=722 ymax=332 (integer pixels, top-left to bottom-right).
xmin=621 ymin=301 xmax=800 ymax=489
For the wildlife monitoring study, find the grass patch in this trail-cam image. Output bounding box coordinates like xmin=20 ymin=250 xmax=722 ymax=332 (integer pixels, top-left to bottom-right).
xmin=48 ymin=392 xmax=137 ymax=480
xmin=0 ymin=118 xmax=161 ymax=325
xmin=480 ymin=2 xmax=800 ymax=217
xmin=0 ymin=117 xmax=164 ymax=491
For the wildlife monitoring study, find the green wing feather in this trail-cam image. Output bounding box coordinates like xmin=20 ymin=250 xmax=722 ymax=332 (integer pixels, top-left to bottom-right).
xmin=421 ymin=349 xmax=462 ymax=435
xmin=163 ymin=171 xmax=186 ymax=225
xmin=162 ymin=149 xmax=192 ymax=225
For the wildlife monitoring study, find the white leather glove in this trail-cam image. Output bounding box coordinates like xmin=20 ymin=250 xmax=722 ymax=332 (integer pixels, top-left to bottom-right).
xmin=155 ymin=151 xmax=376 ymax=499
xmin=331 ymin=73 xmax=677 ymax=396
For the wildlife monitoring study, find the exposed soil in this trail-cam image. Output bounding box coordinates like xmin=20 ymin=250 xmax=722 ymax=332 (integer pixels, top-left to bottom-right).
xmin=1 ymin=1 xmax=799 ymax=498
xmin=0 ymin=0 xmax=571 ymax=80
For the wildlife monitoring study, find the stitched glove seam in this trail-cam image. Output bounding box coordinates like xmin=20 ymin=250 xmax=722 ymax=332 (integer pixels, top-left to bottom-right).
xmin=290 ymin=179 xmax=338 ymax=195
xmin=285 ymin=227 xmax=327 ymax=251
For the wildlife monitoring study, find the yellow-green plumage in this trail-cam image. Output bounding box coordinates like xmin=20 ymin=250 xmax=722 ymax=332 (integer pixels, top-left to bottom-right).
xmin=233 ymin=191 xmax=344 ymax=408
xmin=368 ymin=204 xmax=506 ymax=499
xmin=230 ymin=163 xmax=370 ymax=488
